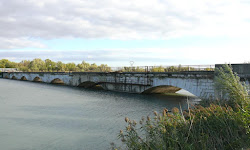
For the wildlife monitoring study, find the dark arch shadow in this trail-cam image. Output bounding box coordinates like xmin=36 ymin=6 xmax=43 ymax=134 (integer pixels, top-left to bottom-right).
xmin=12 ymin=76 xmax=17 ymax=80
xmin=33 ymin=77 xmax=42 ymax=82
xmin=21 ymin=76 xmax=27 ymax=81
xmin=78 ymin=81 xmax=97 ymax=88
xmin=51 ymin=78 xmax=64 ymax=85
xmin=78 ymin=81 xmax=104 ymax=90
xmin=142 ymin=85 xmax=181 ymax=94
xmin=142 ymin=85 xmax=197 ymax=97
xmin=5 ymin=75 xmax=9 ymax=79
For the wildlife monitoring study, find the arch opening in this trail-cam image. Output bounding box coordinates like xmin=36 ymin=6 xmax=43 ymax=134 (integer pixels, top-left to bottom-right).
xmin=33 ymin=77 xmax=42 ymax=82
xmin=21 ymin=76 xmax=27 ymax=81
xmin=4 ymin=75 xmax=9 ymax=79
xmin=142 ymin=85 xmax=196 ymax=97
xmin=51 ymin=78 xmax=64 ymax=85
xmin=78 ymin=81 xmax=104 ymax=90
xmin=12 ymin=76 xmax=17 ymax=80
xmin=142 ymin=85 xmax=181 ymax=94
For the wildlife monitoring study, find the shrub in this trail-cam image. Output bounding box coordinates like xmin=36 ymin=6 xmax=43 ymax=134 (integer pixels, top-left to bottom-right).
xmin=118 ymin=105 xmax=249 ymax=150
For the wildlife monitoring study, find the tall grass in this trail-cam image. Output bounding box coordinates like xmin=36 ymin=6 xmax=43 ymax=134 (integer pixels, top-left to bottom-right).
xmin=214 ymin=64 xmax=249 ymax=108
xmin=115 ymin=64 xmax=249 ymax=150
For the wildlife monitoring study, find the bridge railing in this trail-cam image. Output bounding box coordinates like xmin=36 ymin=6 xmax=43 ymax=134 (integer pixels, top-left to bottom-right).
xmin=109 ymin=65 xmax=215 ymax=73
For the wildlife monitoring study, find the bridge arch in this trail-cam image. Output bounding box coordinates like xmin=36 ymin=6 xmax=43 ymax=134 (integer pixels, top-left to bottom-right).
xmin=144 ymin=77 xmax=214 ymax=98
xmin=11 ymin=76 xmax=17 ymax=80
xmin=78 ymin=81 xmax=97 ymax=88
xmin=5 ymin=75 xmax=9 ymax=79
xmin=51 ymin=78 xmax=64 ymax=85
xmin=33 ymin=76 xmax=42 ymax=82
xmin=142 ymin=85 xmax=181 ymax=94
xmin=20 ymin=76 xmax=27 ymax=81
xmin=78 ymin=81 xmax=104 ymax=90
xmin=141 ymin=85 xmax=196 ymax=97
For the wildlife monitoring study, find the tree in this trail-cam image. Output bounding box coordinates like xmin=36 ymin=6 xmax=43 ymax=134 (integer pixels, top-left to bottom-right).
xmin=45 ymin=59 xmax=56 ymax=71
xmin=82 ymin=61 xmax=90 ymax=71
xmin=89 ymin=63 xmax=98 ymax=71
xmin=0 ymin=59 xmax=113 ymax=72
xmin=18 ymin=60 xmax=30 ymax=71
xmin=66 ymin=62 xmax=76 ymax=71
xmin=29 ymin=58 xmax=46 ymax=71
xmin=0 ymin=59 xmax=17 ymax=68
xmin=56 ymin=61 xmax=65 ymax=71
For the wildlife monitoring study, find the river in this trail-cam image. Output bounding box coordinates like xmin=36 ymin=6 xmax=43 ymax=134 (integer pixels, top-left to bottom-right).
xmin=0 ymin=78 xmax=198 ymax=150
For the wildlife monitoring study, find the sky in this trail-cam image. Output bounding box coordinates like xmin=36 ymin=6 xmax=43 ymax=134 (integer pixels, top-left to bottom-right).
xmin=0 ymin=0 xmax=250 ymax=67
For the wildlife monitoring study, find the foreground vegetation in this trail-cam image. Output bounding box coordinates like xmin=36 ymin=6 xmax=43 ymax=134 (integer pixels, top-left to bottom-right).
xmin=114 ymin=64 xmax=249 ymax=150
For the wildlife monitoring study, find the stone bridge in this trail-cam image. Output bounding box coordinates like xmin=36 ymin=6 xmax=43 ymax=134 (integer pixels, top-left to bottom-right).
xmin=1 ymin=64 xmax=249 ymax=99
xmin=2 ymin=71 xmax=215 ymax=99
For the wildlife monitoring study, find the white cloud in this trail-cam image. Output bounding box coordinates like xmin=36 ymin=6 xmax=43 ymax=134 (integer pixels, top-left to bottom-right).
xmin=0 ymin=0 xmax=250 ymax=66
xmin=0 ymin=37 xmax=45 ymax=49
xmin=0 ymin=0 xmax=250 ymax=49
xmin=1 ymin=43 xmax=249 ymax=66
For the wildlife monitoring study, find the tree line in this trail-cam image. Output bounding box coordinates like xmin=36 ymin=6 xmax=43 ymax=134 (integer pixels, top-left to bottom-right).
xmin=0 ymin=58 xmax=111 ymax=72
xmin=0 ymin=58 xmax=214 ymax=72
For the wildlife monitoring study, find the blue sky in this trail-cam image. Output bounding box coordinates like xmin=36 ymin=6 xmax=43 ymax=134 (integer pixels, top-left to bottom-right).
xmin=1 ymin=0 xmax=250 ymax=66
xmin=41 ymin=36 xmax=236 ymax=50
